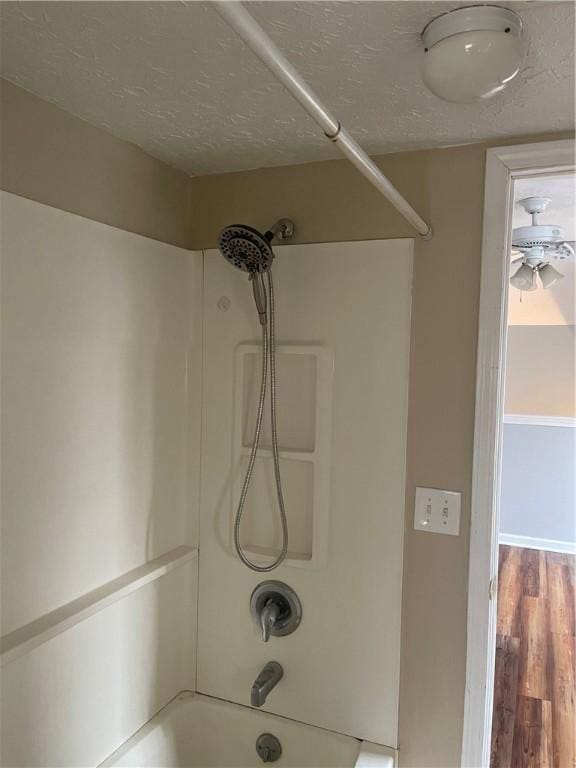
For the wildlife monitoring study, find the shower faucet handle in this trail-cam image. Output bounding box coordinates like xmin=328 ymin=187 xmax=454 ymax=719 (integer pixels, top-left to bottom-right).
xmin=250 ymin=581 xmax=302 ymax=642
xmin=260 ymin=599 xmax=281 ymax=643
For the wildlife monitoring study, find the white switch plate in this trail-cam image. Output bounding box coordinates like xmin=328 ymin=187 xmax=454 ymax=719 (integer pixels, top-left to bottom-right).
xmin=414 ymin=487 xmax=461 ymax=536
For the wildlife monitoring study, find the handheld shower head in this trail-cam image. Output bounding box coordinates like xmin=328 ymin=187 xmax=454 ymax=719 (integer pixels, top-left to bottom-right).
xmin=218 ymin=224 xmax=274 ymax=273
xmin=218 ymin=220 xmax=294 ymax=326
xmin=217 ymin=220 xmax=294 ymax=572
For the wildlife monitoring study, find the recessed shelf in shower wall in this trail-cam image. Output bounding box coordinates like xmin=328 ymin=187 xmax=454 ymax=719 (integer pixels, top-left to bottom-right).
xmin=233 ymin=343 xmax=333 ymax=568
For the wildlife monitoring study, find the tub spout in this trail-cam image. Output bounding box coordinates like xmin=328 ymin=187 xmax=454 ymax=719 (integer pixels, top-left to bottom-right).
xmin=251 ymin=661 xmax=283 ymax=707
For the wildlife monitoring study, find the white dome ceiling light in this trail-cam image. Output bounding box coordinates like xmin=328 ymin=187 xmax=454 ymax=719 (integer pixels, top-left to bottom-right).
xmin=421 ymin=5 xmax=524 ymax=103
xmin=510 ymin=196 xmax=574 ymax=292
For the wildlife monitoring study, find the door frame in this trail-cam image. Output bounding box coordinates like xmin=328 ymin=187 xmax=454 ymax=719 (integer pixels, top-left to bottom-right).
xmin=461 ymin=139 xmax=575 ymax=768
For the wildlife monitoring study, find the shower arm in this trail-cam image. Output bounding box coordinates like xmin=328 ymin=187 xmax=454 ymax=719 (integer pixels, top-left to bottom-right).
xmin=265 ymin=219 xmax=294 ymax=241
xmin=213 ymin=2 xmax=432 ymax=240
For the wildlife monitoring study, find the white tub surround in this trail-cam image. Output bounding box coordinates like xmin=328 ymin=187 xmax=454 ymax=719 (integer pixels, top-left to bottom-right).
xmin=0 ymin=546 xmax=197 ymax=667
xmin=198 ymin=240 xmax=412 ymax=747
xmin=0 ymin=192 xmax=203 ymax=767
xmin=1 ymin=191 xmax=410 ymax=763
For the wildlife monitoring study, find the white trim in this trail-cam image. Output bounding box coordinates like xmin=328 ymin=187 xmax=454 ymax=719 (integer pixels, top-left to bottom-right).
xmin=462 ymin=139 xmax=575 ymax=768
xmin=504 ymin=414 xmax=576 ymax=428
xmin=499 ymin=533 xmax=576 ymax=555
xmin=0 ymin=545 xmax=198 ymax=667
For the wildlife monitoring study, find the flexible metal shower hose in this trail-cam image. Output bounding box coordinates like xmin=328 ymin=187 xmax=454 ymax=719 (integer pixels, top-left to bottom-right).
xmin=233 ymin=269 xmax=289 ymax=571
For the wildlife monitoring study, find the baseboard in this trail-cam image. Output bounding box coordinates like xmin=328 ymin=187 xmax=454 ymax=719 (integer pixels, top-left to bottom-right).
xmin=499 ymin=532 xmax=576 ymax=555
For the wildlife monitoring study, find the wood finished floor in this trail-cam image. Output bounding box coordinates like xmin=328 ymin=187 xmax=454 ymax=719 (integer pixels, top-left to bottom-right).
xmin=490 ymin=545 xmax=575 ymax=768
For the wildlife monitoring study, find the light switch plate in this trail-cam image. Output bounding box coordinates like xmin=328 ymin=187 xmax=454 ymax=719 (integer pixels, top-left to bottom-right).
xmin=414 ymin=487 xmax=461 ymax=536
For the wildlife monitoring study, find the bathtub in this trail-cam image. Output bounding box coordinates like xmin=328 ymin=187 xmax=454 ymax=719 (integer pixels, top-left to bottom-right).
xmin=100 ymin=692 xmax=396 ymax=768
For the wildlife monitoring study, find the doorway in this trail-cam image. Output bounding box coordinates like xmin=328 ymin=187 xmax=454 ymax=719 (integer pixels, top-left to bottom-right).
xmin=461 ymin=141 xmax=575 ymax=768
xmin=490 ymin=174 xmax=575 ymax=766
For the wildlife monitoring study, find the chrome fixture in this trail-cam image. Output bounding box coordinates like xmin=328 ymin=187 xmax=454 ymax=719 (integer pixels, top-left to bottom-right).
xmin=250 ymin=581 xmax=302 ymax=642
xmin=218 ymin=219 xmax=294 ymax=572
xmin=256 ymin=734 xmax=282 ymax=763
xmin=421 ymin=6 xmax=524 ymax=103
xmin=213 ymin=2 xmax=432 ymax=239
xmin=218 ymin=221 xmax=294 ymax=572
xmin=259 ymin=600 xmax=279 ymax=644
xmin=267 ymin=218 xmax=294 ymax=241
xmin=251 ymin=661 xmax=284 ymax=707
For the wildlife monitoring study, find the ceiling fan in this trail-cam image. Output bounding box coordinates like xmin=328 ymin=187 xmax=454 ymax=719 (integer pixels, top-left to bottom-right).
xmin=510 ymin=196 xmax=574 ymax=291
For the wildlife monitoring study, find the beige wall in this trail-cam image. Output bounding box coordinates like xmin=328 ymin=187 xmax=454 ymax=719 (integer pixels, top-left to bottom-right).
xmin=188 ymin=148 xmax=429 ymax=248
xmin=506 ymin=325 xmax=576 ymax=417
xmin=0 ymin=79 xmax=191 ymax=248
xmin=2 ymin=80 xmax=574 ymax=767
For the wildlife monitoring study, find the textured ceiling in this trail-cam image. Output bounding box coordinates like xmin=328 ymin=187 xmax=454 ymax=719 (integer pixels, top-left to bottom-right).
xmin=0 ymin=1 xmax=574 ymax=176
xmin=509 ymin=173 xmax=575 ymax=327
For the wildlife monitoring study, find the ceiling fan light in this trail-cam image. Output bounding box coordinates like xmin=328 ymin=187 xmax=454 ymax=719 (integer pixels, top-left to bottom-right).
xmin=510 ymin=263 xmax=536 ymax=291
xmin=538 ymin=263 xmax=564 ymax=289
xmin=421 ymin=6 xmax=524 ymax=103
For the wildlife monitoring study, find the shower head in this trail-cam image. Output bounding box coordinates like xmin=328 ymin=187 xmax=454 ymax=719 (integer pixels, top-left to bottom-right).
xmin=218 ymin=224 xmax=275 ymax=273
xmin=218 ymin=220 xmax=294 ymax=327
xmin=218 ymin=220 xmax=294 ymax=273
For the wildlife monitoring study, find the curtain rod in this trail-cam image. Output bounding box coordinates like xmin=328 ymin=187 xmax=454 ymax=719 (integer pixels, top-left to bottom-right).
xmin=214 ymin=1 xmax=432 ymax=240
